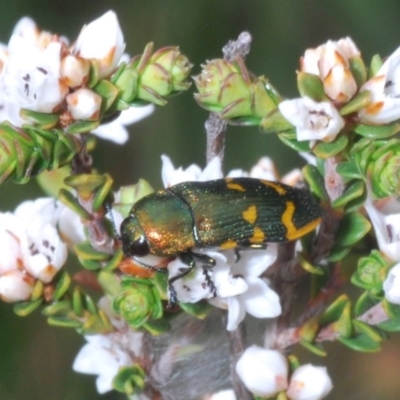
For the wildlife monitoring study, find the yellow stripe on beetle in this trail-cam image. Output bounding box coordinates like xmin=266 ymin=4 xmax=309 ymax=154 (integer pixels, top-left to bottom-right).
xmin=242 ymin=205 xmax=258 ymax=224
xmin=282 ymin=201 xmax=321 ymax=240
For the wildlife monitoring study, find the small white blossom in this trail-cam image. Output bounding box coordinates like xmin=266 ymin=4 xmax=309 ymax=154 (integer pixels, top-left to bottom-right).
xmin=66 ymin=88 xmax=102 ymax=121
xmin=0 ymin=269 xmax=35 ymax=302
xmin=61 ymin=55 xmax=90 ymax=88
xmin=359 ymin=46 xmax=400 ymax=124
xmin=383 ymin=263 xmax=400 ymax=304
xmin=73 ymin=297 xmax=143 ymax=394
xmin=301 ymin=37 xmax=359 ymax=102
xmin=0 ymin=198 xmax=69 ymax=293
xmin=287 ymin=364 xmax=333 ymax=400
xmin=2 ymin=35 xmax=68 ymax=126
xmin=364 ymin=195 xmax=400 ymax=262
xmin=161 ymin=154 xmax=223 ymax=187
xmin=73 ymin=10 xmax=125 ymax=79
xmin=279 ymin=97 xmax=345 ymax=144
xmin=236 ymin=345 xmax=288 ymax=397
xmin=92 ymin=104 xmax=155 ymax=144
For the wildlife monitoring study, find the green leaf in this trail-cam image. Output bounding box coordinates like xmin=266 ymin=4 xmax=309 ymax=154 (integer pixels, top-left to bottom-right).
xmin=179 ymin=301 xmax=211 ymax=319
xmin=354 ymin=122 xmax=400 ymax=139
xmin=58 ymin=189 xmax=91 ymax=219
xmin=42 ymin=300 xmax=72 ymax=316
xmin=299 ymin=339 xmax=327 ymax=357
xmin=66 ymin=120 xmax=100 ymax=134
xmin=47 ymin=316 xmax=82 ymax=328
xmin=113 ymin=365 xmax=146 ymax=395
xmin=382 ymin=298 xmax=400 ymax=321
xmin=312 ymin=135 xmax=349 ymax=158
xmin=74 ymin=242 xmax=110 ymax=261
xmin=338 ymin=332 xmax=381 ymax=352
xmin=339 ymin=90 xmax=370 ymax=116
xmin=354 ymin=291 xmax=379 ymax=316
xmin=302 ymin=164 xmax=328 ymax=201
xmin=327 ymin=245 xmax=351 ymax=262
xmin=13 ymin=299 xmax=42 ymax=317
xmin=335 ymin=212 xmax=371 ymax=247
xmin=331 ymin=180 xmax=365 ymax=209
xmin=297 ymin=72 xmax=327 ymax=101
xmin=142 ymin=318 xmax=171 ymax=335
xmin=278 ymin=133 xmax=311 ymax=152
xmin=336 ymin=160 xmax=363 ymax=181
xmin=320 ymin=294 xmax=350 ymax=326
xmin=72 ymin=287 xmax=84 ymax=317
xmin=93 ymin=79 xmax=120 ymax=112
xmin=260 ymin=107 xmax=292 ymax=134
xmin=378 ymin=318 xmax=400 ymax=332
xmin=369 ymin=54 xmax=383 ymax=79
xmin=19 ymin=109 xmax=60 ymax=129
xmin=53 ymin=271 xmax=71 ymax=301
xmin=349 ymin=56 xmax=367 ymax=88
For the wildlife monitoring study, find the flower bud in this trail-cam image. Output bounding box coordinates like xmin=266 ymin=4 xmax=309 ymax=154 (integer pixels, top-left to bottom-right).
xmin=236 ymin=345 xmax=288 ymax=397
xmin=73 ymin=11 xmax=125 ymax=79
xmin=194 ymin=58 xmax=276 ymax=122
xmin=0 ymin=270 xmax=35 ymax=302
xmin=301 ymin=37 xmax=361 ymax=103
xmin=287 ymin=364 xmax=333 ymax=400
xmin=66 ymin=88 xmax=102 ymax=121
xmin=61 ymin=55 xmax=90 ymax=88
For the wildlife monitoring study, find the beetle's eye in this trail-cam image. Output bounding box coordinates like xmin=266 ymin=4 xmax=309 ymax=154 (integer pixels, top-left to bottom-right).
xmin=129 ymin=237 xmax=150 ymax=257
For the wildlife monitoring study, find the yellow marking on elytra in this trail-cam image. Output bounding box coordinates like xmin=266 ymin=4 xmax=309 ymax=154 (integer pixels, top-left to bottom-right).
xmin=227 ymin=182 xmax=246 ymax=192
xmin=242 ymin=205 xmax=257 ymax=224
xmin=282 ymin=201 xmax=321 ymax=240
xmin=220 ymin=239 xmax=237 ymax=249
xmin=261 ymin=180 xmax=287 ymax=195
xmin=249 ymin=226 xmax=265 ymax=243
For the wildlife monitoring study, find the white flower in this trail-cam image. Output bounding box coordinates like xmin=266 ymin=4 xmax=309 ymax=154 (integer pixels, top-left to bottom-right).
xmin=279 ymin=97 xmax=345 ymax=144
xmin=0 ymin=198 xmax=69 ymax=289
xmin=364 ymin=195 xmax=400 ymax=262
xmin=287 ymin=364 xmax=333 ymax=400
xmin=73 ymin=297 xmax=143 ymax=394
xmin=2 ymin=34 xmax=68 ymax=126
xmin=66 ymin=88 xmax=102 ymax=121
xmin=301 ymin=37 xmax=359 ymax=102
xmin=358 ymin=46 xmax=400 ymax=124
xmin=383 ymin=263 xmax=400 ymax=304
xmin=92 ymin=104 xmax=155 ymax=144
xmin=236 ymin=345 xmax=288 ymax=397
xmin=169 ymin=247 xmax=280 ymax=331
xmin=73 ymin=10 xmax=125 ymax=79
xmin=161 ymin=154 xmax=223 ymax=187
xmin=0 ymin=269 xmax=35 ymax=302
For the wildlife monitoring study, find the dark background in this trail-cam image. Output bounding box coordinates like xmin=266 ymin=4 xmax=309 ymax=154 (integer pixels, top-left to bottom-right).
xmin=1 ymin=1 xmax=400 ymax=399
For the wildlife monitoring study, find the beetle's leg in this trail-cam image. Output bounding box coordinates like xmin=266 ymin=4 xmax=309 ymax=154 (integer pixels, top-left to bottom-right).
xmin=191 ymin=251 xmax=218 ymax=298
xmin=202 ymin=267 xmax=217 ymax=298
xmin=167 ymin=252 xmax=196 ymax=309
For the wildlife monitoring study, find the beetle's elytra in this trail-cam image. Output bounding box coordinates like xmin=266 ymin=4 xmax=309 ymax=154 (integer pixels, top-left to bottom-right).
xmin=120 ymin=177 xmax=323 ymax=260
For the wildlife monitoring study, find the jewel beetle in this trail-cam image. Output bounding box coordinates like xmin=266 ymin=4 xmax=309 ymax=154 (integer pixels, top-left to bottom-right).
xmin=120 ymin=177 xmax=323 ymax=304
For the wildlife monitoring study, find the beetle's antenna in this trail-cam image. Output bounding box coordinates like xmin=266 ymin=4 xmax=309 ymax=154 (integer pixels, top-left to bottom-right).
xmin=105 ymin=202 xmax=121 ymax=241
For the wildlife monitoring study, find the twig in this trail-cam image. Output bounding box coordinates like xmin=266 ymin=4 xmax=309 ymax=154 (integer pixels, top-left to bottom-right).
xmin=70 ymin=135 xmax=115 ymax=253
xmin=205 ymin=31 xmax=253 ymax=165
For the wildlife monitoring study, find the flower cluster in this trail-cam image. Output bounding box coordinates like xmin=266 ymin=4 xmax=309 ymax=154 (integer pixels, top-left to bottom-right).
xmin=0 ymin=198 xmax=78 ymax=302
xmin=0 ymin=11 xmax=154 ymax=143
xmin=236 ymin=345 xmax=333 ymax=400
xmin=278 ymin=37 xmax=400 ymax=147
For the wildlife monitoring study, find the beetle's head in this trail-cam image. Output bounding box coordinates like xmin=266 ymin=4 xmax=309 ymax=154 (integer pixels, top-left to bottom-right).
xmin=120 ymin=215 xmax=150 ymax=258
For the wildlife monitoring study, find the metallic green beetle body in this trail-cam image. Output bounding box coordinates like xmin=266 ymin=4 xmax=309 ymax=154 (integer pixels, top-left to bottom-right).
xmin=120 ymin=178 xmax=322 ymax=259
